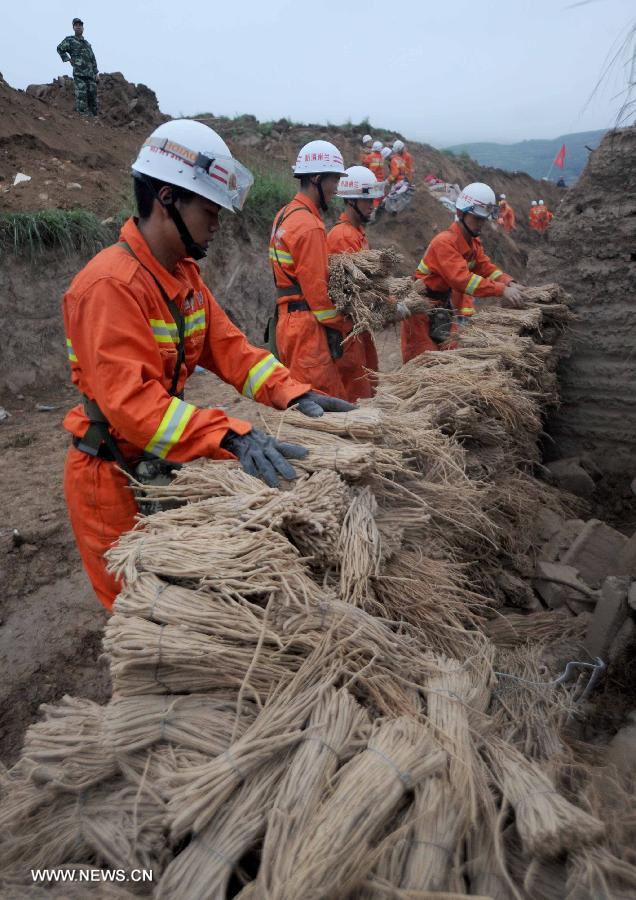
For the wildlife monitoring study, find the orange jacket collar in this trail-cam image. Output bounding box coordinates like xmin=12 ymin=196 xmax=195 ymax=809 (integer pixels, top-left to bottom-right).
xmin=119 ymin=217 xmax=190 ymax=303
xmin=450 ymin=219 xmax=475 ymax=254
xmin=292 ymin=191 xmax=322 ymax=219
xmin=338 ymin=211 xmax=365 ymax=237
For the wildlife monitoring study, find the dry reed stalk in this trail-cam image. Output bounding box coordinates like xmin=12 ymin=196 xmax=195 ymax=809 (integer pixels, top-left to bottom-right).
xmin=339 ymin=486 xmax=382 ymax=606
xmin=486 ymin=738 xmax=605 ymax=859
xmin=483 ymin=609 xmax=589 ymax=648
xmin=103 ymin=614 xmax=300 ymax=698
xmin=250 ymin=688 xmax=368 ymax=897
xmin=0 ymin=868 xmax=141 ymax=898
xmin=522 ymin=283 xmax=573 ymax=307
xmin=107 ymin=521 xmax=326 ymax=611
xmin=283 ymin=406 xmax=385 ymax=442
xmin=20 ymin=696 xmax=115 ymax=793
xmin=163 ymin=647 xmax=341 ymax=841
xmin=491 ymin=644 xmax=576 ymax=761
xmin=566 ymin=846 xmax=636 ymax=899
xmin=465 ymin=816 xmax=521 ymax=900
xmin=329 ymin=249 xmax=411 ymax=337
xmin=356 ymin=885 xmax=491 ymax=900
xmin=0 ymin=762 xmax=58 ymax=832
xmin=399 ymin=776 xmax=465 ymax=894
xmin=156 ymin=754 xmax=286 ymax=900
xmin=266 ymin=717 xmax=446 ymax=900
xmin=104 ymin=693 xmax=253 ymax=756
xmin=0 ymin=777 xmax=166 ymax=875
xmin=423 ymin=654 xmax=494 ymax=827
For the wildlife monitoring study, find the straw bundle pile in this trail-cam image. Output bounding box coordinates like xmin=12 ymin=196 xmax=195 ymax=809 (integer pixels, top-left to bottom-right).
xmin=3 ymin=280 xmax=635 ymax=897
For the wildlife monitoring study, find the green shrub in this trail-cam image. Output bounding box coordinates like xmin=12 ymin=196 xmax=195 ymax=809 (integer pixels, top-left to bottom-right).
xmin=0 ymin=209 xmax=113 ymax=258
xmin=242 ymin=168 xmax=294 ymax=232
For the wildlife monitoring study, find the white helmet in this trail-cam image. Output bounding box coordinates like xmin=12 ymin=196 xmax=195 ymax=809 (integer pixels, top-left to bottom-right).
xmin=499 ymin=193 xmax=506 ymax=200
xmin=337 ymin=165 xmax=384 ymax=200
xmin=372 ymin=140 xmax=383 ymax=152
xmin=456 ymin=182 xmax=498 ymax=219
xmin=362 ymin=134 xmax=373 ymax=145
xmin=392 ymin=139 xmax=405 ymax=152
xmin=293 ymin=140 xmax=346 ymax=177
xmin=131 ymin=119 xmax=253 ymax=213
xmin=531 ymin=200 xmax=538 ymax=206
xmin=381 ymin=147 xmax=392 ymax=159
xmin=538 ymin=199 xmax=544 ymax=205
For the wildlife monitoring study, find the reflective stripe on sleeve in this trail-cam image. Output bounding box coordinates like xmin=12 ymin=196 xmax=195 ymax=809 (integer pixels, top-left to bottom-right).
xmin=464 ymin=274 xmax=483 ymax=296
xmin=459 ymin=307 xmax=475 ymax=316
xmin=144 ymin=397 xmax=196 ymax=459
xmin=184 ymin=309 xmax=206 ymax=337
xmin=268 ymin=247 xmax=294 ymax=265
xmin=313 ymin=308 xmax=338 ymax=322
xmin=150 ymin=318 xmax=179 ymax=344
xmin=66 ymin=337 xmax=78 ymax=362
xmin=242 ymin=353 xmax=284 ymax=399
xmin=490 ymin=269 xmax=504 ymax=280
xmin=417 ymin=259 xmax=430 ymax=275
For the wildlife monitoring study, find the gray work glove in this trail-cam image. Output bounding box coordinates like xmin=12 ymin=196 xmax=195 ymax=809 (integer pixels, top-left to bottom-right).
xmin=293 ymin=391 xmax=357 ymax=418
xmin=221 ymin=428 xmax=307 ymax=488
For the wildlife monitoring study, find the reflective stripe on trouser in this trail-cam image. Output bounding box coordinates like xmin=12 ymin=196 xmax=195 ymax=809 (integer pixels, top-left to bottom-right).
xmin=145 ymin=397 xmax=196 ymax=458
xmin=400 ymin=312 xmax=458 ymax=363
xmin=64 ymin=447 xmax=137 ymax=611
xmin=242 ymin=353 xmax=284 ymax=399
xmin=275 ymin=310 xmax=347 ymax=398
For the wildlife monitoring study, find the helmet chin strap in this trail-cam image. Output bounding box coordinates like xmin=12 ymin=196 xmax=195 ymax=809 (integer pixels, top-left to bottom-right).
xmin=459 ymin=212 xmax=481 ymax=240
xmin=313 ymin=175 xmax=329 ymax=213
xmin=346 ymin=199 xmax=371 ymax=224
xmin=164 ymin=201 xmax=207 ymax=261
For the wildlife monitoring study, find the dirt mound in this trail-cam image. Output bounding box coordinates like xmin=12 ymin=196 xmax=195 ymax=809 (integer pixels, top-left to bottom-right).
xmin=26 ymin=71 xmax=165 ymax=128
xmin=528 ymin=125 xmax=636 ymax=476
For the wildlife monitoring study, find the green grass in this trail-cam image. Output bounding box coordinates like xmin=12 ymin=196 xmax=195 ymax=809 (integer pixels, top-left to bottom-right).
xmin=0 ymin=209 xmax=115 ymax=259
xmin=242 ymin=167 xmax=295 ymax=232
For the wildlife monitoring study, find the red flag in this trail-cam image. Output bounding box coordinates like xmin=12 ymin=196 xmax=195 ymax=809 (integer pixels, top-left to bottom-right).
xmin=554 ymin=144 xmax=566 ymax=169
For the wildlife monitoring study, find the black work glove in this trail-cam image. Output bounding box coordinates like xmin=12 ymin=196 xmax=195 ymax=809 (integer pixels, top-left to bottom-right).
xmin=293 ymin=391 xmax=358 ymax=418
xmin=221 ymin=428 xmax=307 ymax=488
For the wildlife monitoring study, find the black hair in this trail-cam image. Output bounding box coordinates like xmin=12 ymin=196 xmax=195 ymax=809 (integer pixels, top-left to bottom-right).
xmin=298 ymin=174 xmax=315 ymax=189
xmin=133 ymin=174 xmax=196 ymax=220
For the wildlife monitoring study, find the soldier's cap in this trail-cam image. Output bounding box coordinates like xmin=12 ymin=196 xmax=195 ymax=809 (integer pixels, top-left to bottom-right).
xmin=72 ymin=18 xmax=83 ymax=25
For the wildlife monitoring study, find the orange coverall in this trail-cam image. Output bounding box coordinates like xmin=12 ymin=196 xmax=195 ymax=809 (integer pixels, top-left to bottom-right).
xmin=388 ymin=155 xmax=406 ymax=184
xmin=326 ymin=213 xmax=379 ymax=400
xmin=366 ymin=151 xmax=385 ymax=184
xmin=401 ymin=221 xmax=512 ymax=362
xmin=529 ymin=206 xmax=541 ymax=231
xmin=535 ymin=206 xmax=553 ymax=233
xmin=63 ymin=218 xmax=309 ymax=610
xmin=269 ymin=193 xmax=351 ymax=398
xmin=498 ymin=201 xmax=516 ymax=232
xmin=402 ymin=150 xmax=414 ymax=180
xmin=360 ymin=149 xmax=373 ymax=167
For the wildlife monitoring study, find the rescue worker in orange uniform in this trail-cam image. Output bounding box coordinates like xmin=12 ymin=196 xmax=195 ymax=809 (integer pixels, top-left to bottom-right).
xmin=401 ymin=182 xmax=526 ymax=363
xmin=366 ymin=140 xmax=385 ymax=185
xmin=497 ymin=194 xmax=516 ymax=232
xmin=269 ymin=140 xmax=365 ymax=399
xmin=528 ymin=200 xmax=541 ymax=231
xmin=326 ymin=166 xmax=387 ymax=400
xmin=387 ymin=148 xmax=407 ymax=185
xmin=63 ymin=120 xmax=352 ymax=611
xmin=360 ymin=133 xmax=373 ymax=166
xmin=392 ymin=140 xmax=414 ymax=181
xmin=535 ymin=200 xmax=553 ymax=234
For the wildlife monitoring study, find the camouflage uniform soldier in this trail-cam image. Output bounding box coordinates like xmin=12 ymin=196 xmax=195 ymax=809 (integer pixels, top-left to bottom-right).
xmin=57 ymin=18 xmax=98 ymax=116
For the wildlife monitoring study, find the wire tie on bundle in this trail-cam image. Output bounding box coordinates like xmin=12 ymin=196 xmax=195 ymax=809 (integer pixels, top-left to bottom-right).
xmin=153 ymin=624 xmax=171 ymax=692
xmin=409 ymin=839 xmax=452 ymax=857
xmin=300 ymin=735 xmax=340 ymax=760
xmin=199 ymin=838 xmax=235 ymax=870
xmin=150 ymin=580 xmax=169 ymax=621
xmin=223 ymin=749 xmax=246 ymax=782
xmin=367 ymin=745 xmax=413 ymax=791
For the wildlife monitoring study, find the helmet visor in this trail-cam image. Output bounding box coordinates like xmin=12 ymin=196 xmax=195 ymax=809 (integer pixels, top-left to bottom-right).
xmin=470 ymin=202 xmax=498 ymax=220
xmin=194 ymin=153 xmax=254 ymax=212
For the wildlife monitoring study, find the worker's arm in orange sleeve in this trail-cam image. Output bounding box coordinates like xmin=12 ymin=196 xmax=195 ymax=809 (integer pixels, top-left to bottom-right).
xmin=197 ymin=291 xmax=310 ymax=409
xmin=66 ymin=280 xmax=254 ymax=463
xmin=293 ymin=225 xmax=350 ymax=333
xmin=472 ymin=240 xmax=512 ymax=286
xmin=426 ymin=238 xmax=507 ymax=298
xmin=388 ymin=157 xmax=399 ymax=184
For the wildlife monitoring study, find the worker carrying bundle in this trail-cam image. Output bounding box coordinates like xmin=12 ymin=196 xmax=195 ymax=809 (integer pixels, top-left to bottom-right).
xmin=268 ymin=139 xmax=364 ymax=401
xmin=497 ymin=194 xmax=516 ymax=232
xmin=401 ymin=182 xmax=526 ymax=362
xmin=62 ymin=120 xmax=353 ymax=612
xmin=326 ymin=166 xmax=386 ymax=400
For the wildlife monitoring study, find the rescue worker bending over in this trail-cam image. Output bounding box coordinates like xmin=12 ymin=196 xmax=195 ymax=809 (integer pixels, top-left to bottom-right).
xmin=63 ymin=120 xmax=352 ymax=611
xmin=268 ymin=140 xmax=361 ymax=398
xmin=326 ymin=166 xmax=386 ymax=400
xmin=401 ymin=182 xmax=525 ymax=363
xmin=497 ymin=194 xmax=516 ymax=232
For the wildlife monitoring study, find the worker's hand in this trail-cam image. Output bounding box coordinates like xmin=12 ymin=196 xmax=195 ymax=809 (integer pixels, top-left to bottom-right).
xmin=501 ymin=284 xmax=526 ymax=309
xmin=221 ymin=428 xmax=307 ymax=488
xmin=293 ymin=391 xmax=357 ymax=418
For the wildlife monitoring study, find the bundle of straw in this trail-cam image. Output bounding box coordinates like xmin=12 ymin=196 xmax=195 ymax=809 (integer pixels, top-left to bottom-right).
xmin=338 ymin=486 xmax=382 ymax=607
xmin=486 ymin=739 xmax=605 ymax=858
xmin=267 ymin=717 xmax=445 ymax=899
xmin=483 ymin=609 xmax=589 ymax=649
xmin=20 ymin=696 xmax=115 ymax=793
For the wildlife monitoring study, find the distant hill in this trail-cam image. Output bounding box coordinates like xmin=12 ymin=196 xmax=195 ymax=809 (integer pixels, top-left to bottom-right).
xmin=444 ymin=130 xmax=607 ymax=184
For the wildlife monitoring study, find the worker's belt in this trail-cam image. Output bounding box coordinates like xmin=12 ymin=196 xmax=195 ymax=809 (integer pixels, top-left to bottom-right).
xmin=424 ymin=287 xmax=452 ymax=303
xmin=73 ymin=435 xmax=116 ymax=461
xmin=286 ymin=300 xmax=310 ymax=312
xmin=276 ymin=284 xmax=303 ymax=298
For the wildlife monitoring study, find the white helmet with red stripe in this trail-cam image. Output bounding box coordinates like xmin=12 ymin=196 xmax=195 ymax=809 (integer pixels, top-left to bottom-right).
xmin=456 ymin=182 xmax=498 ymax=219
xmin=372 ymin=140 xmax=383 ymax=152
xmin=293 ymin=140 xmax=347 ymax=177
xmin=337 ymin=165 xmax=384 ymax=199
xmin=381 ymin=147 xmax=392 ymax=159
xmin=132 ymin=119 xmax=254 ymax=213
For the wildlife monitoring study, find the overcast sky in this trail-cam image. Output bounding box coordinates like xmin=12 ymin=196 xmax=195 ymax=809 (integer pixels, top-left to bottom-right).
xmin=1 ymin=0 xmax=633 ymax=145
